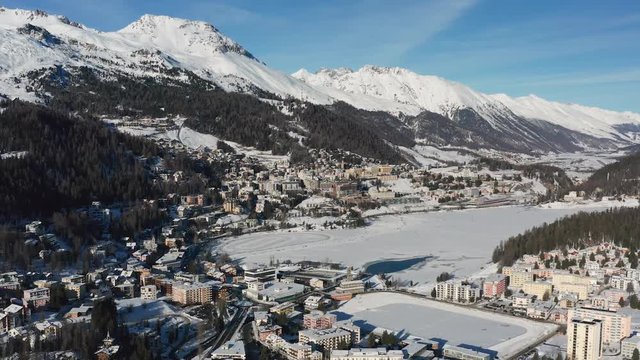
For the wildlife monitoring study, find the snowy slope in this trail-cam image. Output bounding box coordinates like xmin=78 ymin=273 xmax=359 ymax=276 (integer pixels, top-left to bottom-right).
xmin=293 ymin=66 xmax=496 ymax=118
xmin=0 ymin=7 xmax=333 ymax=104
xmin=493 ymin=93 xmax=640 ymax=140
xmin=293 ymin=66 xmax=640 ymax=142
xmin=2 ymin=6 xmax=639 ymax=152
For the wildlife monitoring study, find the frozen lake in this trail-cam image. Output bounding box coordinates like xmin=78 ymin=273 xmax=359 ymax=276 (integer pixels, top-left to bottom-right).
xmin=217 ymin=201 xmax=636 ymax=288
xmin=336 ymin=292 xmax=558 ymax=359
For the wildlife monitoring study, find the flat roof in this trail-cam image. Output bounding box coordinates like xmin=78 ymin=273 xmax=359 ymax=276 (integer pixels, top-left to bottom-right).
xmin=212 ymin=340 xmax=245 ymax=357
xmin=259 ymin=281 xmax=304 ymax=299
xmin=300 ymin=327 xmax=350 ymax=341
xmin=291 ymin=268 xmax=347 ymax=281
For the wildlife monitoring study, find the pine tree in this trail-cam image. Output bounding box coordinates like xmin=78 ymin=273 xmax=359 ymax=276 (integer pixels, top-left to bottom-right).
xmin=367 ymin=334 xmax=377 ymax=348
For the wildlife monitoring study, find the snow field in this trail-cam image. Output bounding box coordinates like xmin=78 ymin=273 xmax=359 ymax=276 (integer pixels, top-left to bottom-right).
xmin=335 ymin=292 xmax=558 ymax=359
xmin=217 ymin=204 xmax=628 ymax=291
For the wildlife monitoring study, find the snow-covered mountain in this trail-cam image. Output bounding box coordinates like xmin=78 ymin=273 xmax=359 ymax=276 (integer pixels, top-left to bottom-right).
xmin=293 ymin=66 xmax=640 ymax=143
xmin=1 ymin=7 xmax=639 ymax=155
xmin=0 ymin=7 xmax=335 ymax=103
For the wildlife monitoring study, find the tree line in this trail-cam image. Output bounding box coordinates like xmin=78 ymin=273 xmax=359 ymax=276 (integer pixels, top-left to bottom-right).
xmin=472 ymin=157 xmax=574 ymax=199
xmin=579 ymin=151 xmax=640 ymax=196
xmin=37 ymin=65 xmax=409 ymax=164
xmin=0 ymin=100 xmax=224 ymax=220
xmin=492 ymin=207 xmax=640 ymax=266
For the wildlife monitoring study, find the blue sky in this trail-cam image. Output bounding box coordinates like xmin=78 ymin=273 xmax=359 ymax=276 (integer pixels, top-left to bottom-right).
xmin=2 ymin=0 xmax=639 ymax=112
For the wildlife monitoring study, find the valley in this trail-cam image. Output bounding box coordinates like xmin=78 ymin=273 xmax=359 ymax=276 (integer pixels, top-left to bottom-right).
xmin=0 ymin=4 xmax=639 ymax=360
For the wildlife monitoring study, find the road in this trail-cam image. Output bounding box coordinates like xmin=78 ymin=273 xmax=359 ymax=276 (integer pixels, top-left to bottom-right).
xmin=191 ymin=306 xmax=250 ymax=359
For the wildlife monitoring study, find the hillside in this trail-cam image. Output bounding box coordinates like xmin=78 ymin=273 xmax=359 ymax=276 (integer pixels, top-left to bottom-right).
xmin=492 ymin=206 xmax=640 ymax=266
xmin=294 ymin=66 xmax=640 ymax=145
xmin=579 ymin=151 xmax=640 ymax=196
xmin=0 ymin=101 xmax=221 ymax=219
xmin=37 ymin=66 xmax=406 ymax=163
xmin=0 ymin=7 xmax=639 ymax=157
xmin=472 ymin=157 xmax=574 ymax=199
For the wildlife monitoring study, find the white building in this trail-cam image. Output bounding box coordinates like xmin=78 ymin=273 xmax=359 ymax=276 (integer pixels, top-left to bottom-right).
xmin=610 ymin=276 xmax=636 ymax=292
xmin=622 ymin=334 xmax=640 ymax=360
xmin=153 ymin=248 xmax=184 ymax=271
xmin=305 ymin=295 xmax=323 ymax=310
xmin=140 ymin=285 xmax=157 ymax=300
xmin=299 ymin=327 xmax=352 ymax=351
xmin=436 ymin=280 xmax=480 ymax=303
xmin=442 ymin=345 xmax=491 ymax=360
xmin=245 ymin=280 xmax=305 ymax=303
xmin=243 ymin=266 xmax=277 ymax=283
xmin=337 ymin=280 xmax=365 ymax=295
xmin=211 ymin=340 xmax=246 ymax=359
xmin=627 ymin=269 xmax=640 ymax=281
xmin=567 ymin=318 xmax=602 ymax=360
xmin=330 ymin=347 xmax=404 ymax=360
xmin=568 ymin=307 xmax=631 ymax=345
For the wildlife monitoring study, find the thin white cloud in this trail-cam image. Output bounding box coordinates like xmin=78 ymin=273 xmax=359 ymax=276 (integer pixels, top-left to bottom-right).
xmin=339 ymin=0 xmax=478 ymax=59
xmin=517 ymin=69 xmax=640 ymax=87
xmin=259 ymin=0 xmax=478 ymax=70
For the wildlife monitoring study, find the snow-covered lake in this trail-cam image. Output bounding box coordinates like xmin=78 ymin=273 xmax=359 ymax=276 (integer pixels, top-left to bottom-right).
xmin=217 ymin=201 xmax=637 ymax=289
xmin=335 ymin=292 xmax=558 ymax=359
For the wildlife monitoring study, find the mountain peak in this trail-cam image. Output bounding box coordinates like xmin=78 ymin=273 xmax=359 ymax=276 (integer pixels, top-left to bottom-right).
xmin=0 ymin=7 xmax=84 ymax=29
xmin=360 ymin=64 xmax=399 ymax=73
xmin=120 ymin=14 xmax=219 ymax=34
xmin=316 ymin=67 xmax=353 ymax=76
xmin=119 ymin=14 xmax=257 ymax=60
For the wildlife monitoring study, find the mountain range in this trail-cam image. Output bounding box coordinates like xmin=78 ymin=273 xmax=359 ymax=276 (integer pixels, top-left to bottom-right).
xmin=1 ymin=7 xmax=640 ymax=158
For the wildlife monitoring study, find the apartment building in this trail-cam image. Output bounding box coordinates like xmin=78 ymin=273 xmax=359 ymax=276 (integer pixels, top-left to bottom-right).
xmin=436 ymin=280 xmax=480 ymax=303
xmin=61 ymin=275 xmax=84 ymax=284
xmin=64 ymin=282 xmax=86 ymax=300
xmin=304 ymin=295 xmax=323 ymax=310
xmin=552 ymin=273 xmax=596 ymax=288
xmin=483 ymin=274 xmax=506 ymax=298
xmin=568 ymin=307 xmax=631 ymax=345
xmin=140 ymin=285 xmax=157 ymax=300
xmin=610 ymin=276 xmax=636 ymax=292
xmin=303 ymin=311 xmax=336 ymax=330
xmin=567 ymin=318 xmax=603 ymax=360
xmin=627 ymin=269 xmax=640 ymax=281
xmin=332 ymin=280 xmax=365 ymax=301
xmin=282 ymin=342 xmax=323 ymax=360
xmin=1 ymin=304 xmax=25 ymax=334
xmin=523 ymin=281 xmax=553 ymax=299
xmin=257 ymin=324 xmax=283 ymax=342
xmin=509 ymin=271 xmax=534 ymax=288
xmin=270 ymin=302 xmax=295 ymax=316
xmin=330 ymin=348 xmax=404 ymax=360
xmin=622 ymin=333 xmax=640 ymax=360
xmin=299 ymin=327 xmax=352 ymax=350
xmin=502 ymin=264 xmax=534 ymax=277
xmin=171 ymin=282 xmax=212 ymax=305
xmin=23 ymin=287 xmax=50 ymax=309
xmin=265 ymin=335 xmax=322 ymax=360
xmin=338 ymin=322 xmax=361 ymax=345
xmin=243 ymin=266 xmax=277 ymax=283
xmin=556 ymin=282 xmax=590 ymax=300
